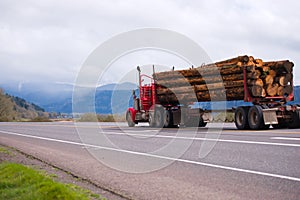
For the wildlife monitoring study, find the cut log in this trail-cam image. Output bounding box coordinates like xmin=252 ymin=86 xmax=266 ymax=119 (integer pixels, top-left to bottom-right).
xmin=247 ymin=79 xmax=264 ymax=87
xmin=247 ymin=70 xmax=261 ymax=79
xmin=154 ymin=55 xmax=294 ymax=103
xmin=194 ymin=80 xmax=244 ymax=91
xmin=255 ymin=59 xmax=264 ymax=67
xmin=246 ymin=65 xmax=256 ymax=72
xmin=196 ymin=65 xmax=244 ymax=76
xmin=262 ymin=66 xmax=270 ymax=72
xmin=155 ymin=61 xmax=246 ymax=80
xmin=156 ymin=87 xmax=245 ymax=103
xmin=266 ymin=83 xmax=279 ymax=97
xmin=264 ymin=60 xmax=294 ymax=74
xmin=250 ymin=86 xmax=266 ymax=97
xmin=277 ymin=85 xmax=293 ymax=96
xmin=277 ymin=86 xmax=284 ymax=96
xmin=156 ymin=73 xmax=245 ymax=88
xmin=214 ymin=55 xmax=249 ymax=65
xmin=269 ymin=70 xmax=276 ymax=77
xmin=156 ymin=80 xmax=245 ymax=95
xmin=279 ymin=76 xmax=289 ymax=86
xmin=205 ymin=61 xmax=243 ymax=68
xmin=249 ymin=56 xmax=254 ymax=62
xmin=264 ymin=75 xmax=274 ymax=85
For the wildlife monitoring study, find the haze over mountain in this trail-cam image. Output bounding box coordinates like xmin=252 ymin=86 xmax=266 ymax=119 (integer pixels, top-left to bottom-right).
xmin=2 ymin=81 xmax=137 ymax=114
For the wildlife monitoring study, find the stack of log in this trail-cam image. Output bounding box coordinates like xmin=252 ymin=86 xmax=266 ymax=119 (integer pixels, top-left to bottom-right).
xmin=154 ymin=55 xmax=294 ymax=104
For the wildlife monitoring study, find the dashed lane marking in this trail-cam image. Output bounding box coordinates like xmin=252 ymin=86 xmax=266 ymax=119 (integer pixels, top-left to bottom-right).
xmin=271 ymin=137 xmax=300 ymax=141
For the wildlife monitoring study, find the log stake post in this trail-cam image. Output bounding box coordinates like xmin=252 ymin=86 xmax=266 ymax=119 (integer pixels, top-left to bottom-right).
xmin=243 ymin=65 xmax=251 ymax=102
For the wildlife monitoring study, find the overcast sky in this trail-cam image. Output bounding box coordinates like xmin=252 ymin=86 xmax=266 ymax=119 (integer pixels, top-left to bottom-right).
xmin=1 ymin=0 xmax=299 ymax=86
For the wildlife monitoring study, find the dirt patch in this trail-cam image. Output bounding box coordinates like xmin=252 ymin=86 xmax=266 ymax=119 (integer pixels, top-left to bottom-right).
xmin=0 ymin=144 xmax=128 ymax=200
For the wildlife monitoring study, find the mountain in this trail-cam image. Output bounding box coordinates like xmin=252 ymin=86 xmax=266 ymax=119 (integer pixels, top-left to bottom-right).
xmin=1 ymin=81 xmax=137 ymax=114
xmin=0 ymin=89 xmax=48 ymax=121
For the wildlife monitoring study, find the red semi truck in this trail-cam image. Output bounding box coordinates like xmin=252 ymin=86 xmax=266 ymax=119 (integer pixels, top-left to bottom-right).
xmin=126 ymin=62 xmax=300 ymax=130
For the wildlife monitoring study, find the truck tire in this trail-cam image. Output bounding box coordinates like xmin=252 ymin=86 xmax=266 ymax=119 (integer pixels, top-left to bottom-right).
xmin=126 ymin=111 xmax=135 ymax=127
xmin=248 ymin=105 xmax=269 ymax=130
xmin=164 ymin=110 xmax=173 ymax=128
xmin=288 ymin=110 xmax=300 ymax=129
xmin=272 ymin=120 xmax=288 ymax=129
xmin=198 ymin=117 xmax=207 ymax=127
xmin=234 ymin=107 xmax=250 ymax=130
xmin=155 ymin=109 xmax=164 ymax=128
xmin=149 ymin=112 xmax=156 ymax=127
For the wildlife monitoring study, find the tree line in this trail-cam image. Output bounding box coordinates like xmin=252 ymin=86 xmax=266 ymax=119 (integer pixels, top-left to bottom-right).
xmin=0 ymin=88 xmax=49 ymax=122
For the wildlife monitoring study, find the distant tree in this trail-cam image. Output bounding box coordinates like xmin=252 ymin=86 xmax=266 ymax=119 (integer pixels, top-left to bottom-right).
xmin=78 ymin=113 xmax=98 ymax=122
xmin=0 ymin=89 xmax=16 ymax=121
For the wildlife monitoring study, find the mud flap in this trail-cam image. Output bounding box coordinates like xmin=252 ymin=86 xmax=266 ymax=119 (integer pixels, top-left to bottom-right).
xmin=263 ymin=110 xmax=278 ymax=125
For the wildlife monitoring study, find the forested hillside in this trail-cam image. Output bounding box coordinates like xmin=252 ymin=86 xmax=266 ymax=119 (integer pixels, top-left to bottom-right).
xmin=0 ymin=89 xmax=48 ymax=121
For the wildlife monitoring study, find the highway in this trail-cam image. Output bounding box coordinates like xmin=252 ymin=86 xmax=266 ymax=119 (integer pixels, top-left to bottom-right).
xmin=0 ymin=122 xmax=300 ymax=199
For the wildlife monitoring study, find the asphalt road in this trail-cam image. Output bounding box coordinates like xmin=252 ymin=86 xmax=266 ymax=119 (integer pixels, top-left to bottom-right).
xmin=0 ymin=122 xmax=300 ymax=200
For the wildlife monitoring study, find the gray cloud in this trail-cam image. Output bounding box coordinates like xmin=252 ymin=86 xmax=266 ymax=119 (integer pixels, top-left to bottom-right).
xmin=0 ymin=0 xmax=299 ymax=85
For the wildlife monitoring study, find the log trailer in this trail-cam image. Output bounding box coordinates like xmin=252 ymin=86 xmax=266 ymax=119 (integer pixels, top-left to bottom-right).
xmin=126 ymin=56 xmax=300 ymax=130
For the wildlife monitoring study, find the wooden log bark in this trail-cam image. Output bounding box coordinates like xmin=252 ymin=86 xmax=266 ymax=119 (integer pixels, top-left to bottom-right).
xmin=154 ymin=56 xmax=294 ymax=103
xmin=247 ymin=79 xmax=264 ymax=87
xmin=157 ymin=87 xmax=245 ymax=103
xmin=255 ymin=59 xmax=263 ymax=67
xmin=247 ymin=70 xmax=261 ymax=79
xmin=250 ymin=86 xmax=266 ymax=97
xmin=156 ymin=80 xmax=245 ymax=95
xmin=279 ymin=76 xmax=289 ymax=86
xmin=262 ymin=66 xmax=270 ymax=73
xmin=193 ymin=65 xmax=244 ymax=77
xmin=196 ymin=87 xmax=245 ymax=101
xmin=156 ymin=73 xmax=244 ymax=88
xmin=155 ymin=60 xmax=246 ymax=81
xmin=277 ymin=86 xmax=284 ymax=96
xmin=214 ymin=55 xmax=249 ymax=65
xmin=266 ymin=83 xmax=279 ymax=97
xmin=264 ymin=75 xmax=274 ymax=85
xmin=246 ymin=65 xmax=256 ymax=72
xmin=277 ymin=86 xmax=293 ymax=96
xmin=263 ymin=60 xmax=294 ymax=74
xmin=195 ymin=80 xmax=244 ymax=91
xmin=269 ymin=70 xmax=276 ymax=77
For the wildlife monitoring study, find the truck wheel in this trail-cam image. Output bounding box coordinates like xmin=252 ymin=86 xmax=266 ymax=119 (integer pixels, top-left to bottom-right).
xmin=164 ymin=110 xmax=173 ymax=128
xmin=155 ymin=109 xmax=164 ymax=128
xmin=126 ymin=111 xmax=135 ymax=127
xmin=288 ymin=110 xmax=300 ymax=129
xmin=272 ymin=120 xmax=288 ymax=129
xmin=248 ymin=106 xmax=268 ymax=130
xmin=234 ymin=107 xmax=249 ymax=130
xmin=149 ymin=112 xmax=155 ymax=127
xmin=198 ymin=117 xmax=207 ymax=127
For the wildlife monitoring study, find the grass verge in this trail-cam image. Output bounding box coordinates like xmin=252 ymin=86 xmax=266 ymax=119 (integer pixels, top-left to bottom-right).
xmin=0 ymin=162 xmax=104 ymax=200
xmin=0 ymin=147 xmax=12 ymax=155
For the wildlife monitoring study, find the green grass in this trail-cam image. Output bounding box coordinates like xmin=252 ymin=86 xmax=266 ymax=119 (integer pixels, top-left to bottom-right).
xmin=0 ymin=147 xmax=11 ymax=155
xmin=0 ymin=162 xmax=104 ymax=200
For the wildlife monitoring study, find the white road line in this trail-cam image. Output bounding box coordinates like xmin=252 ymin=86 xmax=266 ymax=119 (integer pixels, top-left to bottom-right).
xmin=0 ymin=130 xmax=300 ymax=182
xmin=271 ymin=137 xmax=300 ymax=141
xmin=105 ymin=131 xmax=300 ymax=147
